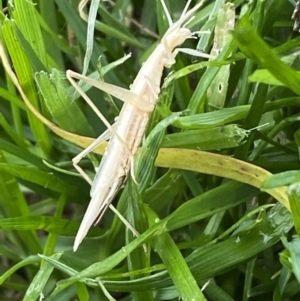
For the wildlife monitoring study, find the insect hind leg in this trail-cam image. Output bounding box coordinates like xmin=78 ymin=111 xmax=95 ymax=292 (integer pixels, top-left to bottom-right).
xmin=66 ymin=70 xmax=136 ymax=157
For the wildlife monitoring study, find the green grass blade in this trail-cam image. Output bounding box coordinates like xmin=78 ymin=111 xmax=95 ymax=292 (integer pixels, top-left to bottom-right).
xmin=0 ymin=151 xmax=41 ymax=254
xmin=23 ymin=253 xmax=63 ymax=301
xmin=234 ymin=19 xmax=300 ymax=95
xmin=1 ymin=20 xmax=52 ymax=155
xmin=147 ymin=207 xmax=207 ymax=301
xmin=35 ymin=69 xmax=93 ymax=136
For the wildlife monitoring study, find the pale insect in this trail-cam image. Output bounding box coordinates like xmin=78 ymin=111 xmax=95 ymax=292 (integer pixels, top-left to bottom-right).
xmin=67 ymin=0 xmax=208 ymax=251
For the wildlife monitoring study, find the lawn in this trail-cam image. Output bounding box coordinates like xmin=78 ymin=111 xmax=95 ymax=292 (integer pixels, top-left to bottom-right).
xmin=0 ymin=0 xmax=299 ymax=300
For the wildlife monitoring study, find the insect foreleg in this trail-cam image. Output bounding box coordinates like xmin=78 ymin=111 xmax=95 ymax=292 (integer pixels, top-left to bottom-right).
xmin=161 ymin=36 xmax=212 ymax=68
xmin=72 ymin=128 xmax=112 ymax=185
xmin=173 ymin=47 xmax=213 ymax=60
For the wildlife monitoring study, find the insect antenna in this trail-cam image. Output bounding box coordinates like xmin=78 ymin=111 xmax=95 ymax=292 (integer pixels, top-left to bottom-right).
xmin=159 ymin=0 xmax=173 ymax=26
xmin=160 ymin=0 xmax=194 ymax=27
xmin=177 ymin=0 xmax=206 ymax=28
xmin=179 ymin=0 xmax=193 ymax=20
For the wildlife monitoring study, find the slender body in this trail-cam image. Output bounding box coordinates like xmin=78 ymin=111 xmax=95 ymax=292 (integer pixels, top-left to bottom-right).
xmin=70 ymin=0 xmax=205 ymax=251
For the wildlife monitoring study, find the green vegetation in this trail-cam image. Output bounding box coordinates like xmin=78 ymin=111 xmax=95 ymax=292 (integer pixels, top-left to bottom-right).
xmin=0 ymin=0 xmax=299 ymax=300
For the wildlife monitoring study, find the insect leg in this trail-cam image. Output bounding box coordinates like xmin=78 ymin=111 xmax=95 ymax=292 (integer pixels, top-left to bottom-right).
xmin=172 ymin=47 xmax=213 ymax=60
xmin=67 ymin=70 xmax=154 ymax=112
xmin=108 ymin=204 xmax=140 ymax=238
xmin=67 ymin=70 xmax=137 ymax=157
xmin=162 ymin=41 xmax=212 ymax=68
xmin=110 ymin=202 xmax=147 ymax=252
xmin=72 ymin=128 xmax=112 ymax=185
